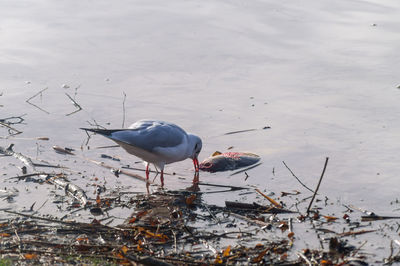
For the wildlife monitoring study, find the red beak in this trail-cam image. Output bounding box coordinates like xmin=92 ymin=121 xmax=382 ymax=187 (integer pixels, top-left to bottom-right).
xmin=193 ymin=157 xmax=199 ymax=172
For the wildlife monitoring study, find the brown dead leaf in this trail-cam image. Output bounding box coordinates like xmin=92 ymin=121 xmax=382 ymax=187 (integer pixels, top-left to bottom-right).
xmin=214 ymin=254 xmax=223 ymax=264
xmin=212 ymin=151 xmax=222 ymax=156
xmin=137 ymin=240 xmax=143 ymax=251
xmin=279 ymin=221 xmax=289 ymax=232
xmin=288 ymin=232 xmax=295 ymax=239
xmin=121 ymin=245 xmax=128 ymax=254
xmin=24 ymin=254 xmax=38 ymax=260
xmin=222 ymin=245 xmax=231 ymax=257
xmin=324 ymin=215 xmax=338 ymax=222
xmin=0 ymin=233 xmax=11 ymax=237
xmin=96 ymin=194 xmax=101 ymax=206
xmin=252 ymin=249 xmax=268 ymax=263
xmin=76 ymin=237 xmax=89 ymax=242
xmin=185 ymin=194 xmax=197 ymax=205
xmin=321 ymin=259 xmax=333 ymax=266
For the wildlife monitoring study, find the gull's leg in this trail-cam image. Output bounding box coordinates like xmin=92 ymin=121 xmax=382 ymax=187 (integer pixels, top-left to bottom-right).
xmin=145 ymin=163 xmax=150 ymax=181
xmin=193 ymin=157 xmax=199 ymax=172
xmin=160 ymin=170 xmax=164 ymax=187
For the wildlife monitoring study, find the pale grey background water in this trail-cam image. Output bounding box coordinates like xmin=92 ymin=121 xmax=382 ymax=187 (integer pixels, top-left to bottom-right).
xmin=1 ymin=0 xmax=400 ymax=260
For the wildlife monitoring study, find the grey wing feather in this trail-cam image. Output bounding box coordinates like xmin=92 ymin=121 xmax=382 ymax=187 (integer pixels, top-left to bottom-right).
xmin=110 ymin=120 xmax=186 ymax=152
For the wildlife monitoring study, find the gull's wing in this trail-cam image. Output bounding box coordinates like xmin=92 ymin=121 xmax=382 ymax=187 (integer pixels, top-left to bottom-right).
xmin=81 ymin=120 xmax=186 ymax=153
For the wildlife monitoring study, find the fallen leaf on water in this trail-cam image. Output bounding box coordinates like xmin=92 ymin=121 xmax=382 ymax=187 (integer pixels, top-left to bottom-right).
xmin=279 ymin=221 xmax=289 ymax=232
xmin=212 ymin=151 xmax=222 ymax=156
xmin=121 ymin=245 xmax=128 ymax=254
xmin=324 ymin=215 xmax=338 ymax=222
xmin=137 ymin=240 xmax=143 ymax=251
xmin=252 ymin=249 xmax=268 ymax=263
xmin=186 ymin=194 xmax=197 ymax=205
xmin=214 ymin=254 xmax=223 ymax=264
xmin=96 ymin=194 xmax=101 ymax=206
xmin=24 ymin=254 xmax=38 ymax=260
xmin=321 ymin=259 xmax=333 ymax=266
xmin=222 ymin=245 xmax=231 ymax=257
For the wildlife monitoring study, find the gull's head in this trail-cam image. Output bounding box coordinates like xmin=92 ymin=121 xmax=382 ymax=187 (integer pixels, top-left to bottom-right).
xmin=188 ymin=134 xmax=202 ymax=159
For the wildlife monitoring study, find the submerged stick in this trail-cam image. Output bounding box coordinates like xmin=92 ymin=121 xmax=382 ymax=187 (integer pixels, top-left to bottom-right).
xmin=306 ymin=157 xmax=329 ymax=215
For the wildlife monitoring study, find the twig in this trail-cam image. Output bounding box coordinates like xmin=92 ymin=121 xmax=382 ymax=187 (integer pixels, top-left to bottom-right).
xmin=5 ymin=172 xmax=50 ymax=181
xmin=282 ymin=161 xmax=314 ymax=193
xmin=255 ymin=188 xmax=282 ymax=208
xmin=224 ymin=126 xmax=270 ymax=135
xmin=25 ymin=87 xmax=50 ymax=114
xmin=296 ymin=252 xmax=312 ymax=266
xmin=197 ymin=182 xmax=248 ymax=191
xmin=0 ymin=121 xmax=22 ymax=137
xmin=230 ymin=162 xmax=262 ymax=176
xmin=337 ymin=229 xmax=376 ymax=237
xmin=65 ymin=93 xmax=82 ymax=116
xmin=229 ymin=212 xmax=270 ymax=227
xmin=306 ymin=157 xmax=329 ymax=215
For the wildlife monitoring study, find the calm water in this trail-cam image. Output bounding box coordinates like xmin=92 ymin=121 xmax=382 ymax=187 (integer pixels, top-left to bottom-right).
xmin=1 ymin=0 xmax=400 ymax=260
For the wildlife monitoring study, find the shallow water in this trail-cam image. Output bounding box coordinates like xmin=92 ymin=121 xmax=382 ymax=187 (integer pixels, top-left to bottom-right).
xmin=1 ymin=0 xmax=400 ymax=262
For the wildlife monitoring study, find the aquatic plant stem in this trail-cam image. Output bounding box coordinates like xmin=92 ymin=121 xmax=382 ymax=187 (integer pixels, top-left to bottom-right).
xmin=306 ymin=157 xmax=329 ymax=216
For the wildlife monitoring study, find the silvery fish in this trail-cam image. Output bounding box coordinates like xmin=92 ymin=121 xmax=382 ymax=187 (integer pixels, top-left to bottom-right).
xmin=199 ymin=151 xmax=260 ymax=172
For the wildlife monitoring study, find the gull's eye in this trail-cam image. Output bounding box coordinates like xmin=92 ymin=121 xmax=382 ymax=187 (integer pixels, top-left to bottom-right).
xmin=203 ymin=162 xmax=212 ymax=168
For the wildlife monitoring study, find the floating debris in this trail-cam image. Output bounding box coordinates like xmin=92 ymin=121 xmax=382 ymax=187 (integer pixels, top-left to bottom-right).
xmin=0 ymin=144 xmax=36 ymax=171
xmin=199 ymin=151 xmax=260 ymax=172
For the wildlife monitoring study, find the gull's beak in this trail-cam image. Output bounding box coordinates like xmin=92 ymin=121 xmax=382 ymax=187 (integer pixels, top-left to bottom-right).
xmin=193 ymin=157 xmax=199 ymax=172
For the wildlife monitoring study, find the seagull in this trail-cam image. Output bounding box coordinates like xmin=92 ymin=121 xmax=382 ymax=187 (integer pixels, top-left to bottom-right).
xmin=81 ymin=119 xmax=202 ymax=187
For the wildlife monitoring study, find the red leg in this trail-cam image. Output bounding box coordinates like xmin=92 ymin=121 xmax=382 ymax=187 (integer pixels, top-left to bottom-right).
xmin=160 ymin=170 xmax=164 ymax=187
xmin=145 ymin=163 xmax=150 ymax=181
xmin=193 ymin=157 xmax=199 ymax=172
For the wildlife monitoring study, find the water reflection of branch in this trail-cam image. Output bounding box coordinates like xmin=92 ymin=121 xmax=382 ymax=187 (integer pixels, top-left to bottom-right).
xmin=0 ymin=114 xmax=26 ymax=125
xmin=26 ymin=87 xmax=50 ymax=114
xmin=0 ymin=121 xmax=22 ymax=138
xmin=282 ymin=161 xmax=315 ymax=193
xmin=122 ymin=92 xmax=126 ymax=128
xmin=65 ymin=93 xmax=82 ymax=116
